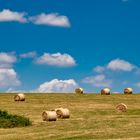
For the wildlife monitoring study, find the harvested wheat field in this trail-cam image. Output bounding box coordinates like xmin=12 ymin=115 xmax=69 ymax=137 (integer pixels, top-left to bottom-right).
xmin=0 ymin=93 xmax=140 ymax=140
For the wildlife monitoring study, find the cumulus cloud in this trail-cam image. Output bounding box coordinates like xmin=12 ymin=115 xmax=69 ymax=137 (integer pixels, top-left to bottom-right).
xmin=93 ymin=66 xmax=105 ymax=73
xmin=82 ymin=74 xmax=112 ymax=88
xmin=0 ymin=9 xmax=27 ymax=23
xmin=93 ymin=59 xmax=136 ymax=73
xmin=0 ymin=52 xmax=17 ymax=68
xmin=35 ymin=52 xmax=76 ymax=67
xmin=107 ymin=59 xmax=135 ymax=71
xmin=29 ymin=13 xmax=70 ymax=27
xmin=135 ymin=82 xmax=140 ymax=87
xmin=0 ymin=52 xmax=20 ymax=88
xmin=37 ymin=79 xmax=78 ymax=93
xmin=6 ymin=88 xmax=25 ymax=93
xmin=20 ymin=51 xmax=37 ymax=58
xmin=122 ymin=81 xmax=129 ymax=85
xmin=0 ymin=9 xmax=70 ymax=28
xmin=0 ymin=68 xmax=20 ymax=87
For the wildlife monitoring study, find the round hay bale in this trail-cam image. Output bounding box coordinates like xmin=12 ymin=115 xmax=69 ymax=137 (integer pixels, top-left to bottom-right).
xmin=56 ymin=108 xmax=70 ymax=119
xmin=42 ymin=111 xmax=57 ymax=121
xmin=14 ymin=93 xmax=25 ymax=101
xmin=116 ymin=103 xmax=127 ymax=112
xmin=75 ymin=88 xmax=84 ymax=94
xmin=53 ymin=107 xmax=63 ymax=112
xmin=124 ymin=88 xmax=133 ymax=94
xmin=101 ymin=88 xmax=110 ymax=95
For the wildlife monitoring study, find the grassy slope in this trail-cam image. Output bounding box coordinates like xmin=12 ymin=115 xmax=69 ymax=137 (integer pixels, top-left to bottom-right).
xmin=0 ymin=93 xmax=140 ymax=140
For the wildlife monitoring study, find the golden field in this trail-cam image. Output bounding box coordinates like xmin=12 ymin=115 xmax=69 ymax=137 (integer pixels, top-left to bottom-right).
xmin=0 ymin=93 xmax=140 ymax=140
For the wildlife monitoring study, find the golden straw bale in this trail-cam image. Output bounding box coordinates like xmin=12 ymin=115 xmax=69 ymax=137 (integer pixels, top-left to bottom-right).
xmin=101 ymin=88 xmax=110 ymax=95
xmin=116 ymin=103 xmax=127 ymax=112
xmin=14 ymin=93 xmax=25 ymax=101
xmin=55 ymin=108 xmax=70 ymax=119
xmin=75 ymin=88 xmax=84 ymax=94
xmin=124 ymin=88 xmax=133 ymax=94
xmin=51 ymin=107 xmax=63 ymax=112
xmin=42 ymin=111 xmax=57 ymax=121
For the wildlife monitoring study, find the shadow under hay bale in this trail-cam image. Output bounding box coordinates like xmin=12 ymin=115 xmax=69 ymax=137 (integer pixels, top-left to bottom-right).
xmin=14 ymin=93 xmax=25 ymax=101
xmin=75 ymin=88 xmax=84 ymax=94
xmin=116 ymin=103 xmax=127 ymax=112
xmin=124 ymin=88 xmax=133 ymax=94
xmin=101 ymin=88 xmax=110 ymax=95
xmin=55 ymin=108 xmax=70 ymax=119
xmin=42 ymin=111 xmax=57 ymax=121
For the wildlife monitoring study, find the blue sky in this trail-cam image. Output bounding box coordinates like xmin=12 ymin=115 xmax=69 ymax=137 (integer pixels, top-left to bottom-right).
xmin=0 ymin=0 xmax=140 ymax=93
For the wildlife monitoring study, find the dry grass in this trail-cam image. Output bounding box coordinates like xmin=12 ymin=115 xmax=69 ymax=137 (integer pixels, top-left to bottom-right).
xmin=0 ymin=93 xmax=140 ymax=140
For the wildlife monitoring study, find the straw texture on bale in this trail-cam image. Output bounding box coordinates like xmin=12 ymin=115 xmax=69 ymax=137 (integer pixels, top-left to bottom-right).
xmin=55 ymin=108 xmax=70 ymax=119
xmin=75 ymin=88 xmax=84 ymax=94
xmin=51 ymin=107 xmax=63 ymax=112
xmin=124 ymin=88 xmax=133 ymax=94
xmin=101 ymin=88 xmax=110 ymax=95
xmin=14 ymin=93 xmax=25 ymax=101
xmin=116 ymin=103 xmax=127 ymax=112
xmin=42 ymin=111 xmax=57 ymax=121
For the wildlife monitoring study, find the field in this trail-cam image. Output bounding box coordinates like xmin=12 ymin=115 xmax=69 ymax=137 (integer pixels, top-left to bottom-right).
xmin=0 ymin=93 xmax=140 ymax=140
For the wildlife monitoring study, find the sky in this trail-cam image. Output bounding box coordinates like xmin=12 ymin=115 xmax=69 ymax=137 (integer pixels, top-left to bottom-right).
xmin=0 ymin=0 xmax=140 ymax=93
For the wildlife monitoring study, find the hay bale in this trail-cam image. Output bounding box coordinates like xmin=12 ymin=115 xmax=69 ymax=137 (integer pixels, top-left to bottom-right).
xmin=14 ymin=93 xmax=25 ymax=101
xmin=101 ymin=88 xmax=110 ymax=95
xmin=42 ymin=111 xmax=57 ymax=121
xmin=51 ymin=107 xmax=63 ymax=112
xmin=55 ymin=108 xmax=70 ymax=119
xmin=124 ymin=88 xmax=133 ymax=94
xmin=116 ymin=103 xmax=127 ymax=112
xmin=75 ymin=88 xmax=84 ymax=94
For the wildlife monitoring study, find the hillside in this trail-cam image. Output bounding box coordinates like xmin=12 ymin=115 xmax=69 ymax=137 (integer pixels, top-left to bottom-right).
xmin=0 ymin=93 xmax=140 ymax=140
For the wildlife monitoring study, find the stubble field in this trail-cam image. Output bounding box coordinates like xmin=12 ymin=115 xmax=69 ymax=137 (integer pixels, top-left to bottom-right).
xmin=0 ymin=93 xmax=140 ymax=140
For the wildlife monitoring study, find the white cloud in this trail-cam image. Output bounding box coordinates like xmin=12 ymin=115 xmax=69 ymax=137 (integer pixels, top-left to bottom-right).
xmin=134 ymin=68 xmax=140 ymax=75
xmin=82 ymin=74 xmax=112 ymax=88
xmin=37 ymin=79 xmax=78 ymax=93
xmin=135 ymin=82 xmax=140 ymax=87
xmin=107 ymin=59 xmax=135 ymax=71
xmin=0 ymin=52 xmax=20 ymax=88
xmin=35 ymin=52 xmax=76 ymax=67
xmin=122 ymin=81 xmax=128 ymax=85
xmin=6 ymin=88 xmax=25 ymax=93
xmin=0 ymin=9 xmax=27 ymax=23
xmin=93 ymin=59 xmax=136 ymax=73
xmin=0 ymin=68 xmax=20 ymax=87
xmin=20 ymin=51 xmax=37 ymax=58
xmin=29 ymin=13 xmax=70 ymax=27
xmin=94 ymin=66 xmax=105 ymax=73
xmin=0 ymin=9 xmax=70 ymax=28
xmin=0 ymin=52 xmax=17 ymax=68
